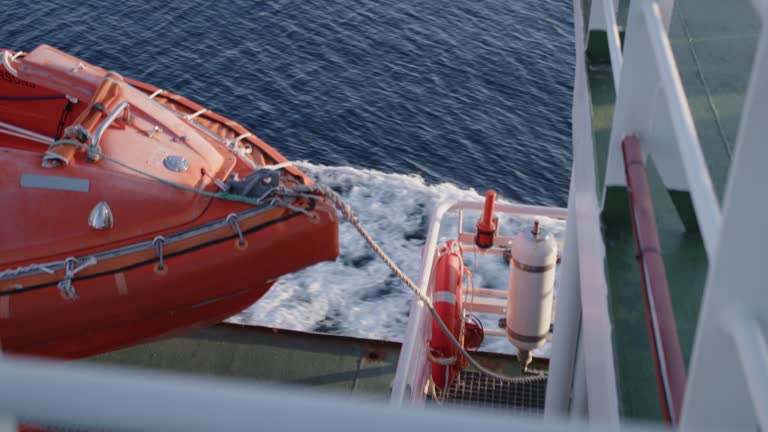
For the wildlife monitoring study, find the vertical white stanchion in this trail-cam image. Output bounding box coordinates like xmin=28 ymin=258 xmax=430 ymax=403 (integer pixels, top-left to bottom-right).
xmin=681 ymin=1 xmax=768 ymax=429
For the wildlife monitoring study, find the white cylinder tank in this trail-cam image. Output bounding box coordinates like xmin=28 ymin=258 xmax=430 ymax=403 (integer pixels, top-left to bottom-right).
xmin=505 ymin=221 xmax=557 ymax=354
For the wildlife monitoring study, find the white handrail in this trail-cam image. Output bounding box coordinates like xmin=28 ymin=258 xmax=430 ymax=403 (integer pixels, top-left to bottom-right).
xmin=451 ymin=201 xmax=568 ymax=219
xmin=643 ymin=1 xmax=721 ymax=258
xmin=600 ymin=0 xmax=721 ymax=258
xmin=0 ymin=354 xmax=669 ymax=432
xmin=389 ymin=200 xmax=451 ymax=406
xmin=602 ymin=0 xmax=623 ymax=89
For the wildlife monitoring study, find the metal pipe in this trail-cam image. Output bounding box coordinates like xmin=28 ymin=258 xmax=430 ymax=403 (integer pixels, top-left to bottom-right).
xmin=92 ymin=101 xmax=130 ymax=147
xmin=622 ymin=136 xmax=687 ymax=423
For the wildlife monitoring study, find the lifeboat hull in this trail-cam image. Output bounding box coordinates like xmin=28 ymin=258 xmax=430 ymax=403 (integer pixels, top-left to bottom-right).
xmin=0 ymin=45 xmax=340 ymax=358
xmin=2 ymin=204 xmax=338 ymax=359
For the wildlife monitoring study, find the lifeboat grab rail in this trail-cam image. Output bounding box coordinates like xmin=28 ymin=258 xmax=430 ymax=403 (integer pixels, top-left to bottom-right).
xmin=92 ymin=101 xmax=130 ymax=148
xmin=0 ymin=201 xmax=279 ymax=286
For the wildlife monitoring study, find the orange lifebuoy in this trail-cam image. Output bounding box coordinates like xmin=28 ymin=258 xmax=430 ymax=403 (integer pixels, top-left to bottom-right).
xmin=428 ymin=239 xmax=466 ymax=390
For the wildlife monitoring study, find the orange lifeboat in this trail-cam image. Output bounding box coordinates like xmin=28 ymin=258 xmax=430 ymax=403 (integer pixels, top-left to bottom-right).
xmin=0 ymin=45 xmax=339 ymax=359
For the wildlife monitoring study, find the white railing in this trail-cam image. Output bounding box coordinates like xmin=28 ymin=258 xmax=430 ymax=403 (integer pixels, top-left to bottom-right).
xmin=389 ymin=199 xmax=566 ymax=407
xmin=640 ymin=2 xmax=721 ymax=257
xmin=602 ymin=0 xmax=623 ymax=88
xmin=596 ymin=0 xmax=725 ymax=422
xmin=596 ymin=0 xmax=768 ymax=429
xmin=0 ymin=353 xmax=673 ymax=432
xmin=599 ymin=0 xmax=673 ymax=89
xmin=600 ymin=0 xmax=720 ymax=259
xmin=560 ymin=0 xmax=623 ymax=423
xmin=680 ymin=0 xmax=768 ymax=429
xmin=544 ymin=172 xmax=584 ymax=417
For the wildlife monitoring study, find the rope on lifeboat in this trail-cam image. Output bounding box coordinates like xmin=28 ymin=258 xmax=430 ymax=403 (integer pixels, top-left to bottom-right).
xmin=11 ymin=140 xmax=545 ymax=384
xmin=41 ymin=140 xmax=318 ymax=213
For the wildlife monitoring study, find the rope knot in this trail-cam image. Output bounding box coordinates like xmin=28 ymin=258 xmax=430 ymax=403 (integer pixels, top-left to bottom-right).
xmin=56 ymin=256 xmax=96 ymax=300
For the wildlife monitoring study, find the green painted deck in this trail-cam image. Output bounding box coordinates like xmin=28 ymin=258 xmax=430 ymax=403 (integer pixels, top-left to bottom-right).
xmin=585 ymin=0 xmax=759 ymax=422
xmin=86 ymin=323 xmax=546 ymax=401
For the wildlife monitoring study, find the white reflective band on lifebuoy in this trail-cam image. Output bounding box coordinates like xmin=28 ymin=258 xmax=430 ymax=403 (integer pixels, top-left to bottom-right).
xmin=433 ymin=291 xmax=456 ymax=304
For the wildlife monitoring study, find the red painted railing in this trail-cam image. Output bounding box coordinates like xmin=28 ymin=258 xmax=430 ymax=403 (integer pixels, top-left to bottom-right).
xmin=622 ymin=135 xmax=687 ymax=424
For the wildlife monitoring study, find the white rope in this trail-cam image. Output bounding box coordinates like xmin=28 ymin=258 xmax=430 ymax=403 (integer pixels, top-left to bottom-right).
xmin=0 ymin=262 xmax=60 ymax=280
xmin=184 ymin=108 xmax=208 ymax=121
xmin=227 ymin=132 xmax=252 ymax=148
xmin=0 ymin=121 xmax=54 ymax=145
xmin=0 ymin=127 xmax=52 ymax=145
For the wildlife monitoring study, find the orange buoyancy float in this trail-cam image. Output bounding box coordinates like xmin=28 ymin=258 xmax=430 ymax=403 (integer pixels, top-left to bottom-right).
xmin=429 ymin=239 xmax=467 ymax=390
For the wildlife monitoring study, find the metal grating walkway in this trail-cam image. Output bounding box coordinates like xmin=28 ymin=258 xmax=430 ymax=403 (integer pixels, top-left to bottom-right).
xmin=436 ymin=371 xmax=547 ymax=412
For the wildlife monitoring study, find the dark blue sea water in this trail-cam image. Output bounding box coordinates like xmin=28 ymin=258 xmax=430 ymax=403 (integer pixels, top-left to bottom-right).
xmin=4 ymin=0 xmax=574 ymax=206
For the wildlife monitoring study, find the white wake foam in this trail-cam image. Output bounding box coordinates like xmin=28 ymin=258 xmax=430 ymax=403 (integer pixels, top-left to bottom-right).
xmin=229 ymin=163 xmax=565 ymax=356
